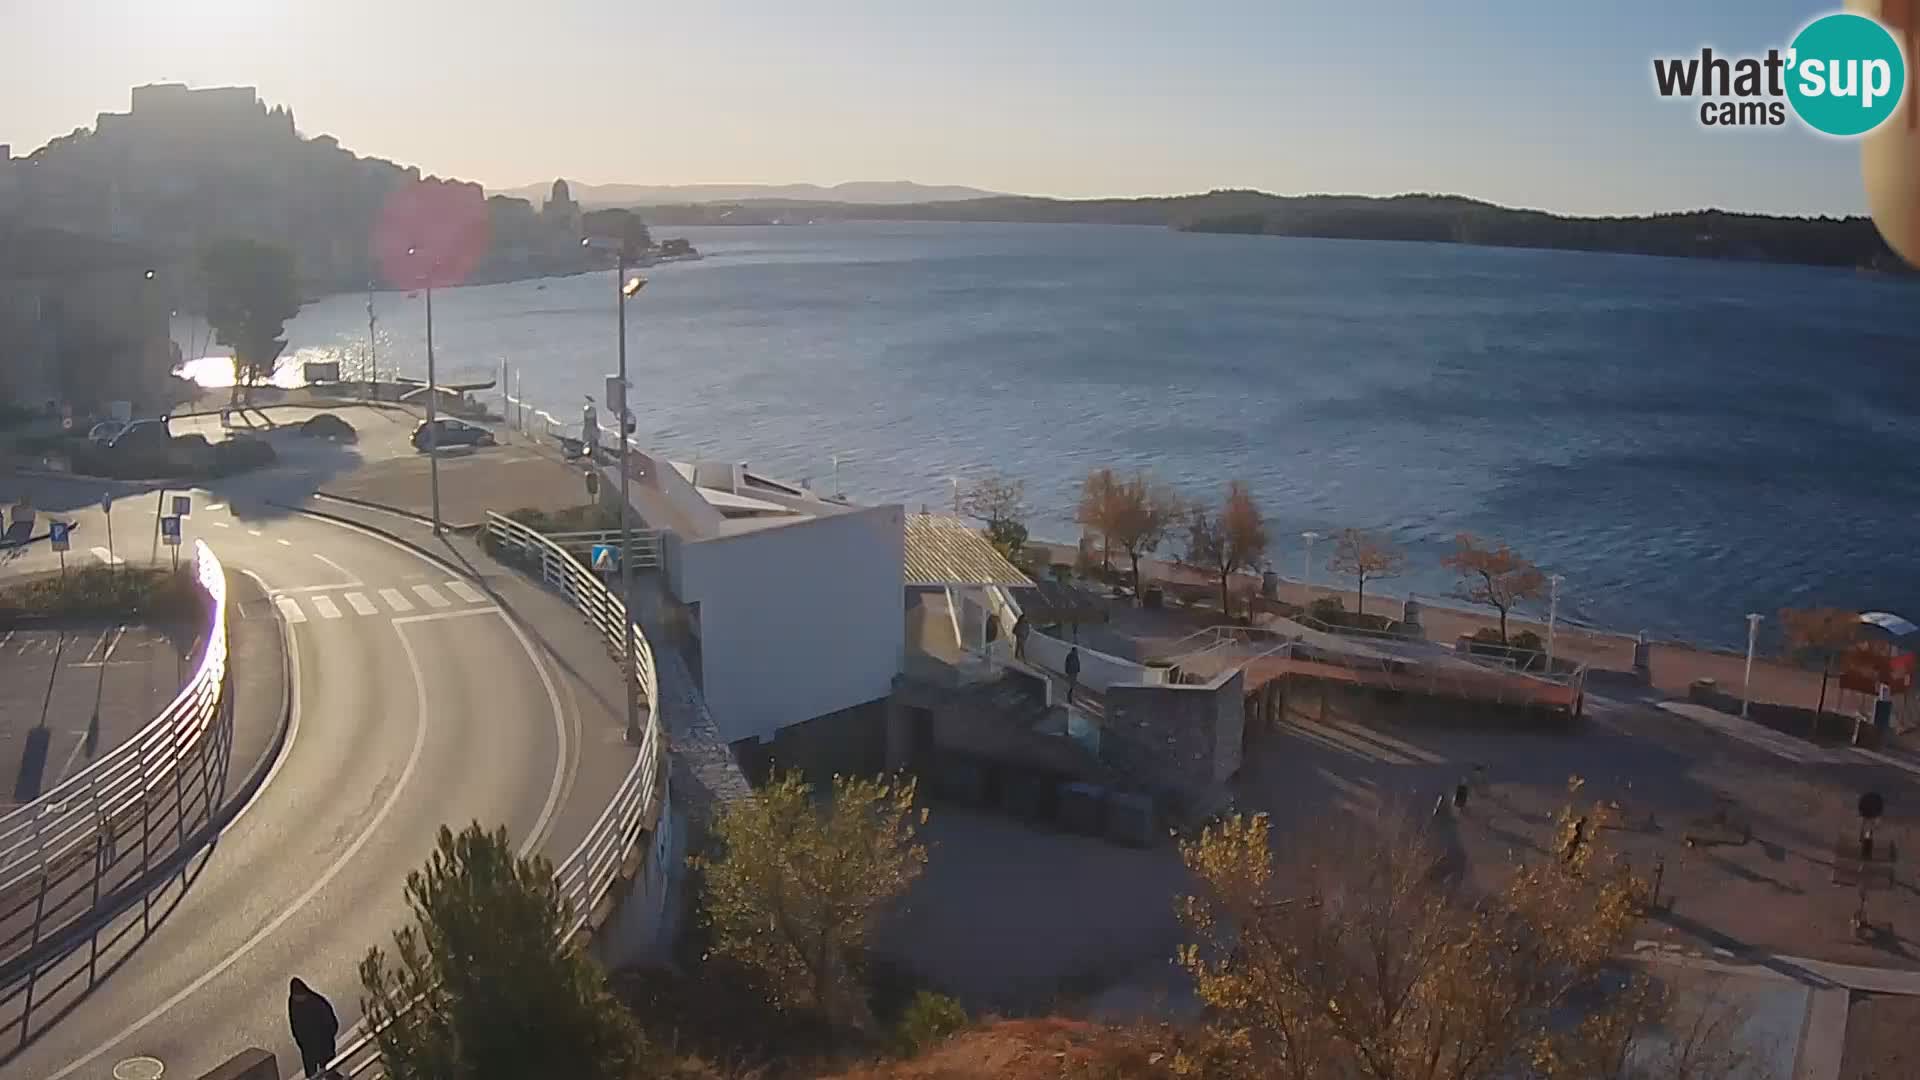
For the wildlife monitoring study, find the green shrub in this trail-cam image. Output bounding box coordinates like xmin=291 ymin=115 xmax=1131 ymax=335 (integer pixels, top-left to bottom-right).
xmin=1470 ymin=626 xmax=1505 ymax=644
xmin=890 ymin=990 xmax=968 ymax=1057
xmin=0 ymin=565 xmax=202 ymax=621
xmin=1509 ymin=630 xmax=1545 ymax=653
xmin=506 ymin=504 xmax=620 ymax=534
xmin=1308 ymin=595 xmax=1347 ymax=623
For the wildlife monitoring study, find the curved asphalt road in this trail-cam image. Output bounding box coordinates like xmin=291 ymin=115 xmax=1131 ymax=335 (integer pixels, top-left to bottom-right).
xmin=0 ymin=497 xmax=586 ymax=1078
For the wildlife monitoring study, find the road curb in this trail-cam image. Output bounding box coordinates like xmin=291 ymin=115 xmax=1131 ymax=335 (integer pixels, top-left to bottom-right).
xmin=0 ymin=572 xmax=294 ymax=987
xmin=309 ymin=489 xmax=482 ymax=533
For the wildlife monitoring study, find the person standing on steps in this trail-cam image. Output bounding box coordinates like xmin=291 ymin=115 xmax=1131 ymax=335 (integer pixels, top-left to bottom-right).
xmin=1013 ymin=612 xmax=1030 ymax=660
xmin=1064 ymin=646 xmax=1082 ymax=705
xmin=288 ymin=977 xmax=341 ymax=1079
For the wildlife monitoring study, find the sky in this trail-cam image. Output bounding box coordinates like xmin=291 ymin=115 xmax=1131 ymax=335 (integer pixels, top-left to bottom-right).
xmin=0 ymin=0 xmax=1881 ymax=216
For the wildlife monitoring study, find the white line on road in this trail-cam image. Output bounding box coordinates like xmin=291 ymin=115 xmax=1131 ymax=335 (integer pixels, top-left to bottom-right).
xmin=277 ymin=538 xmax=292 ymax=547
xmin=274 ymin=596 xmax=307 ymax=624
xmin=445 ymin=580 xmax=485 ymax=604
xmin=344 ymin=591 xmax=378 ymax=616
xmin=378 ymin=587 xmax=414 ymax=613
xmin=204 ymin=503 xmax=226 ymax=512
xmin=310 ymin=595 xmax=343 ymax=620
xmin=247 ymin=529 xmax=263 ymax=537
xmin=312 ymin=552 xmax=357 ymax=581
xmin=46 ymin=587 xmax=433 ymax=1080
xmin=89 ymin=547 xmax=122 ymax=566
xmin=211 ymin=521 xmax=230 ymax=529
xmin=392 ymin=606 xmax=501 ymax=625
xmin=411 ymin=583 xmax=451 ymax=609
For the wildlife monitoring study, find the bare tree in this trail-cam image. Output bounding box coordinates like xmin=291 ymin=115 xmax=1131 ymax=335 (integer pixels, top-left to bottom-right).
xmin=1779 ymin=606 xmax=1862 ymax=721
xmin=1108 ymin=472 xmax=1182 ymax=600
xmin=1442 ymin=533 xmax=1548 ymax=645
xmin=960 ymin=472 xmax=1029 ymax=563
xmin=1328 ymin=528 xmax=1406 ymax=616
xmin=1076 ymin=467 xmax=1120 ymax=573
xmin=1184 ymin=481 xmax=1269 ymax=619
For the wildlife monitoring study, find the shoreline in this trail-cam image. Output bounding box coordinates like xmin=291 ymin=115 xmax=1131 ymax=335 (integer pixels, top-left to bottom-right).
xmin=1026 ymin=539 xmax=1848 ymax=717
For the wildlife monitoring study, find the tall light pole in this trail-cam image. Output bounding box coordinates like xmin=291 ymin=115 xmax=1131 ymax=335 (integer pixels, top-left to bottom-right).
xmin=1743 ymin=613 xmax=1763 ymax=719
xmin=407 ymin=247 xmax=442 ymax=535
xmin=1301 ymin=531 xmax=1322 ymax=597
xmin=584 ymin=236 xmax=646 ymax=744
xmin=1546 ymin=573 xmax=1564 ymax=669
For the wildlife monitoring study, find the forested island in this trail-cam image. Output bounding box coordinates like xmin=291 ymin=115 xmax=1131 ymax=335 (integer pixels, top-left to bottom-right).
xmin=639 ymin=190 xmax=1909 ymax=273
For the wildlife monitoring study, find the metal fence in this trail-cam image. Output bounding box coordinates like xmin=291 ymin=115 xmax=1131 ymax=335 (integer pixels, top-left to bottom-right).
xmin=331 ymin=511 xmax=666 ymax=1076
xmin=0 ymin=541 xmax=231 ymax=985
xmin=543 ymin=528 xmax=664 ymax=571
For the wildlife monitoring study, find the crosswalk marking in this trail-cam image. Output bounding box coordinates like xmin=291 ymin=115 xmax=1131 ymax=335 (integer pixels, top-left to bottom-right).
xmin=412 ymin=584 xmax=451 ymax=609
xmin=272 ymin=584 xmax=490 ymax=622
xmin=379 ymin=588 xmax=414 ymax=613
xmin=310 ymin=595 xmax=343 ymax=620
xmin=344 ymin=592 xmax=378 ymax=616
xmin=445 ymin=580 xmax=485 ymax=604
xmin=275 ymin=597 xmax=307 ymax=624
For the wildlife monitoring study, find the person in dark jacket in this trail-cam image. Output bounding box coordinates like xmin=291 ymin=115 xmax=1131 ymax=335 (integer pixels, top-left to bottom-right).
xmin=1012 ymin=613 xmax=1031 ymax=660
xmin=1064 ymin=646 xmax=1082 ymax=704
xmin=288 ymin=977 xmax=340 ymax=1079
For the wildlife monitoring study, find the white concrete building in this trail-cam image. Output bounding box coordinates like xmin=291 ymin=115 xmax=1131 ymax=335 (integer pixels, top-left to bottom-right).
xmin=612 ymin=452 xmax=905 ymax=746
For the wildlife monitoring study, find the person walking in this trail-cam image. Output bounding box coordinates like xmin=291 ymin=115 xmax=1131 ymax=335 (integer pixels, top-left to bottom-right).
xmin=1064 ymin=646 xmax=1082 ymax=705
xmin=288 ymin=977 xmax=340 ymax=1079
xmin=1013 ymin=613 xmax=1030 ymax=660
xmin=581 ymin=396 xmax=600 ymax=462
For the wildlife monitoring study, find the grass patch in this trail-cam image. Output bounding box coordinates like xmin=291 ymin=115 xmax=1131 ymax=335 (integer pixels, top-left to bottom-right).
xmin=0 ymin=565 xmax=204 ymax=622
xmin=505 ymin=504 xmax=622 ymax=533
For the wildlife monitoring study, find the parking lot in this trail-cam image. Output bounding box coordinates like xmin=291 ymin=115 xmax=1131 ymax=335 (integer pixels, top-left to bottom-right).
xmin=0 ymin=625 xmax=187 ymax=808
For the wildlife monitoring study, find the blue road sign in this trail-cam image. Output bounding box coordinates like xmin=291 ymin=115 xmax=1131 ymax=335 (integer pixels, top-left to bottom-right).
xmin=590 ymin=544 xmax=618 ymax=572
xmin=160 ymin=515 xmax=182 ymax=546
xmin=172 ymin=494 xmax=192 ymax=517
xmin=48 ymin=522 xmax=70 ymax=552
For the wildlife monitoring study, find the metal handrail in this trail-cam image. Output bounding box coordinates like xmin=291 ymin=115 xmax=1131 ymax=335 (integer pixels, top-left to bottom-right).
xmin=331 ymin=512 xmax=667 ymax=1076
xmin=0 ymin=542 xmax=230 ymax=974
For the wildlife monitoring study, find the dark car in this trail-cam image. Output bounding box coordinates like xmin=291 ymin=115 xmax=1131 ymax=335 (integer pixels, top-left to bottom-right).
xmin=87 ymin=419 xmax=128 ymax=446
xmin=300 ymin=413 xmax=358 ymax=442
xmin=109 ymin=417 xmax=172 ymax=455
xmin=411 ymin=417 xmax=496 ymax=451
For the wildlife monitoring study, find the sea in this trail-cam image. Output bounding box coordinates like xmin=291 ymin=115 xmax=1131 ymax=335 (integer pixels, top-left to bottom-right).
xmin=180 ymin=220 xmax=1920 ymax=649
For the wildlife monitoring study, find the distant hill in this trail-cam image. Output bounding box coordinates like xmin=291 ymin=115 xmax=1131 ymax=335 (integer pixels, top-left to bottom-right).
xmin=496 ymin=180 xmax=1003 ymax=207
xmin=633 ymin=189 xmax=1909 ymax=272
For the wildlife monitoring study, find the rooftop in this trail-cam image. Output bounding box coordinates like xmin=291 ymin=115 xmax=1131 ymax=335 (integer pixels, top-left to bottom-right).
xmin=903 ymin=513 xmax=1032 ymax=587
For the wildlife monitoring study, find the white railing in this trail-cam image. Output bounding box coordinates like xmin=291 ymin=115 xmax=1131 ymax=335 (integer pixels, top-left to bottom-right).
xmin=0 ymin=541 xmax=230 ymax=978
xmin=332 ymin=511 xmax=667 ymax=1076
xmin=542 ymin=529 xmax=664 ymax=571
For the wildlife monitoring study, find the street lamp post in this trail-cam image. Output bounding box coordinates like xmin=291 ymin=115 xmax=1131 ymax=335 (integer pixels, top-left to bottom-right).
xmin=407 ymin=247 xmax=442 ymax=535
xmin=1546 ymin=573 xmax=1564 ymax=669
xmin=1743 ymin=613 xmax=1763 ymax=719
xmin=584 ymin=236 xmax=646 ymax=744
xmin=1301 ymin=531 xmax=1322 ymax=597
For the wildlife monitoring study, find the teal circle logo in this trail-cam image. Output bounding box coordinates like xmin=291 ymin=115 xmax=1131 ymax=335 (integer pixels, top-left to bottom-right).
xmin=1786 ymin=12 xmax=1906 ymax=136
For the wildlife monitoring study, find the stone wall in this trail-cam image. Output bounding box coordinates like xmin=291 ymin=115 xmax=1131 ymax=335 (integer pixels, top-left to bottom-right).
xmin=1103 ymin=670 xmax=1244 ymax=817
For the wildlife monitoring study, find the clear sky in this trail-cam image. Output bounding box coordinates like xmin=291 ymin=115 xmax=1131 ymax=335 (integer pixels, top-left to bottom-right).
xmin=0 ymin=0 xmax=1877 ymax=216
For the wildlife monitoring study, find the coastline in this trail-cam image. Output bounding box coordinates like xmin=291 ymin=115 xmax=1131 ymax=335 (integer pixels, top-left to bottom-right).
xmin=1027 ymin=539 xmax=1841 ymax=718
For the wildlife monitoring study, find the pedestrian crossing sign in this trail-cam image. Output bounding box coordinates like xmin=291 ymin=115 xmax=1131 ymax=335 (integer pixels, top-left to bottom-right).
xmin=591 ymin=544 xmax=618 ymax=572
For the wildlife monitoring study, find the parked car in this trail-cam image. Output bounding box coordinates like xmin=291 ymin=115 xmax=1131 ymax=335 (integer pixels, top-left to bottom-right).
xmin=300 ymin=413 xmax=358 ymax=442
xmin=109 ymin=417 xmax=172 ymax=456
xmin=411 ymin=418 xmax=496 ymax=451
xmin=87 ymin=419 xmax=128 ymax=446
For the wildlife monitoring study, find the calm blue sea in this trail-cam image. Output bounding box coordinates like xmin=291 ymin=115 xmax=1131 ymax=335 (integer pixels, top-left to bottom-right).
xmin=259 ymin=221 xmax=1920 ymax=648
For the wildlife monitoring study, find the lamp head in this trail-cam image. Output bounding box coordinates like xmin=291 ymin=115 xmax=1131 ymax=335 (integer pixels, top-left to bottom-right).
xmin=622 ymin=275 xmax=647 ymax=298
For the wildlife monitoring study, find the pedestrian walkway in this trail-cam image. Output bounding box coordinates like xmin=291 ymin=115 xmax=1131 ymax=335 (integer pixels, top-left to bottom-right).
xmin=268 ymin=580 xmax=491 ymax=624
xmin=1656 ymin=700 xmax=1854 ymax=765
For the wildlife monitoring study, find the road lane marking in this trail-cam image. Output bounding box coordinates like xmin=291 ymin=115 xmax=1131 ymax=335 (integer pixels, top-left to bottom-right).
xmin=310 ymin=595 xmax=342 ymax=620
xmin=492 ymin=606 xmax=574 ymax=856
xmin=211 ymin=521 xmax=230 ymax=529
xmin=445 ymin=580 xmax=485 ymax=604
xmin=344 ymin=592 xmax=378 ymax=616
xmin=277 ymin=538 xmax=292 ymax=547
xmin=311 ymin=552 xmax=357 ymax=581
xmin=412 ymin=583 xmax=451 ymax=609
xmin=204 ymin=503 xmax=225 ymax=512
xmin=47 ymin=590 xmax=433 ymax=1080
xmin=90 ymin=547 xmax=123 ymax=566
xmin=392 ymin=606 xmax=501 ymax=625
xmin=378 ymin=588 xmax=414 ymax=613
xmin=274 ymin=597 xmax=307 ymax=624
xmin=248 ymin=529 xmax=263 ymax=537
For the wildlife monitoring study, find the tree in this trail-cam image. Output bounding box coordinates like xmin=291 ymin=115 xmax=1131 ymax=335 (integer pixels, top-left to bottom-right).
xmin=1172 ymin=798 xmax=1756 ymax=1080
xmin=960 ymin=472 xmax=1029 ymax=564
xmin=1076 ymin=467 xmax=1121 ymax=573
xmin=1184 ymin=481 xmax=1268 ymax=619
xmin=358 ymin=822 xmax=648 ymax=1080
xmin=1108 ymin=472 xmax=1182 ymax=599
xmin=1779 ymin=606 xmax=1862 ymax=721
xmin=1442 ymin=533 xmax=1547 ymax=645
xmin=201 ymin=236 xmax=302 ymax=407
xmin=694 ymin=772 xmax=928 ymax=1031
xmin=1328 ymin=528 xmax=1407 ymax=616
